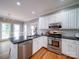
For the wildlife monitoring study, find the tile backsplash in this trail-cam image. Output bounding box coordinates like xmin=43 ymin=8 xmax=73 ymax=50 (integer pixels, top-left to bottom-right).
xmin=37 ymin=29 xmax=48 ymax=35
xmin=62 ymin=30 xmax=79 ymax=37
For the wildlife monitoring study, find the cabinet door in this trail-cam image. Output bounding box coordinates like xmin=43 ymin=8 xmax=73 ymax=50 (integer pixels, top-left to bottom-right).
xmin=75 ymin=41 xmax=79 ymax=58
xmin=37 ymin=36 xmax=47 ymax=49
xmin=62 ymin=39 xmax=69 ymax=55
xmin=38 ymin=17 xmax=44 ymax=29
xmin=62 ymin=9 xmax=77 ymax=29
xmin=38 ymin=17 xmax=48 ymax=29
xmin=42 ymin=36 xmax=47 ymax=48
xmin=76 ymin=45 xmax=79 ymax=58
xmin=77 ymin=8 xmax=79 ymax=29
xmin=48 ymin=14 xmax=56 ymax=24
xmin=33 ymin=38 xmax=38 ymax=54
xmin=44 ymin=16 xmax=49 ymax=29
xmin=62 ymin=11 xmax=69 ymax=29
xmin=62 ymin=39 xmax=77 ymax=58
xmin=37 ymin=37 xmax=43 ymax=50
xmin=68 ymin=9 xmax=77 ymax=29
xmin=68 ymin=44 xmax=77 ymax=58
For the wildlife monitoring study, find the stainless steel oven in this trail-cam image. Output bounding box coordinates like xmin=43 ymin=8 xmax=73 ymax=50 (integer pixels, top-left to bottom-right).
xmin=47 ymin=23 xmax=62 ymax=54
xmin=48 ymin=38 xmax=60 ymax=48
xmin=52 ymin=40 xmax=59 ymax=47
xmin=48 ymin=38 xmax=61 ymax=54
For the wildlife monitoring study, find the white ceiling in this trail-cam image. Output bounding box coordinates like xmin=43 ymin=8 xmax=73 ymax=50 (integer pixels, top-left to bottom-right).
xmin=0 ymin=0 xmax=79 ymax=21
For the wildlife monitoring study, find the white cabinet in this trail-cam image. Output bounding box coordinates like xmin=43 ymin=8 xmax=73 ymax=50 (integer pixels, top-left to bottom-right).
xmin=48 ymin=13 xmax=63 ymax=24
xmin=33 ymin=36 xmax=47 ymax=54
xmin=60 ymin=11 xmax=69 ymax=29
xmin=38 ymin=17 xmax=49 ymax=29
xmin=61 ymin=9 xmax=77 ymax=29
xmin=37 ymin=37 xmax=43 ymax=50
xmin=77 ymin=8 xmax=79 ymax=29
xmin=43 ymin=36 xmax=47 ymax=47
xmin=33 ymin=38 xmax=38 ymax=54
xmin=75 ymin=41 xmax=79 ymax=59
xmin=38 ymin=8 xmax=78 ymax=29
xmin=49 ymin=8 xmax=77 ymax=29
xmin=47 ymin=11 xmax=69 ymax=29
xmin=68 ymin=44 xmax=77 ymax=57
xmin=68 ymin=9 xmax=77 ymax=29
xmin=62 ymin=39 xmax=78 ymax=58
xmin=76 ymin=45 xmax=79 ymax=58
xmin=62 ymin=39 xmax=69 ymax=55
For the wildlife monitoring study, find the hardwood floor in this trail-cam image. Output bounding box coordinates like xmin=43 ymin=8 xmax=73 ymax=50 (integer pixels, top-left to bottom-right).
xmin=30 ymin=47 xmax=75 ymax=59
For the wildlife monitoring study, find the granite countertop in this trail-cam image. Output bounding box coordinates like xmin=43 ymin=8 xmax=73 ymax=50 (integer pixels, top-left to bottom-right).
xmin=62 ymin=36 xmax=79 ymax=41
xmin=10 ymin=35 xmax=79 ymax=44
xmin=10 ymin=35 xmax=42 ymax=44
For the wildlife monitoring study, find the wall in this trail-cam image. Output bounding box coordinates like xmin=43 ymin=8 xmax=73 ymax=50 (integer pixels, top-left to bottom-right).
xmin=62 ymin=30 xmax=79 ymax=37
xmin=26 ymin=18 xmax=39 ymax=36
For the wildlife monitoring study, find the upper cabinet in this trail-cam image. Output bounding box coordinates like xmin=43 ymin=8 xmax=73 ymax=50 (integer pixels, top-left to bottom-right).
xmin=49 ymin=14 xmax=57 ymax=23
xmin=38 ymin=16 xmax=49 ymax=29
xmin=77 ymin=8 xmax=79 ymax=29
xmin=62 ymin=9 xmax=77 ymax=29
xmin=38 ymin=7 xmax=79 ymax=29
xmin=48 ymin=8 xmax=78 ymax=29
xmin=68 ymin=9 xmax=77 ymax=29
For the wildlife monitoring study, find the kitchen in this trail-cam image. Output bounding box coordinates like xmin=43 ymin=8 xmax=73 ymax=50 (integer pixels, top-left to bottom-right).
xmin=0 ymin=0 xmax=79 ymax=59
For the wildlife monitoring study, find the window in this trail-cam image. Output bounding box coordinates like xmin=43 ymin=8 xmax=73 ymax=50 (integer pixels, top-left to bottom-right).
xmin=24 ymin=24 xmax=27 ymax=39
xmin=31 ymin=25 xmax=35 ymax=35
xmin=1 ymin=23 xmax=11 ymax=39
xmin=13 ymin=24 xmax=20 ymax=40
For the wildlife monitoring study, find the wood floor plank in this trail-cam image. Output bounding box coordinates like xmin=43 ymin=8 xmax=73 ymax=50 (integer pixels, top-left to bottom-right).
xmin=30 ymin=47 xmax=75 ymax=59
xmin=30 ymin=48 xmax=47 ymax=59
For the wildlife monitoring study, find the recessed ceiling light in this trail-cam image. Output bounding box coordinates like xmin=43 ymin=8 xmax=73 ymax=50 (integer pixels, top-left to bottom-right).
xmin=17 ymin=2 xmax=21 ymax=6
xmin=32 ymin=11 xmax=35 ymax=14
xmin=60 ymin=0 xmax=64 ymax=2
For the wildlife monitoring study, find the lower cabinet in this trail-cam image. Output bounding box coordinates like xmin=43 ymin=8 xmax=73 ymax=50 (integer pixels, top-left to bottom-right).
xmin=68 ymin=44 xmax=77 ymax=58
xmin=62 ymin=39 xmax=79 ymax=58
xmin=18 ymin=40 xmax=32 ymax=59
xmin=62 ymin=39 xmax=69 ymax=55
xmin=76 ymin=45 xmax=79 ymax=57
xmin=33 ymin=36 xmax=47 ymax=54
xmin=33 ymin=38 xmax=38 ymax=54
xmin=10 ymin=40 xmax=32 ymax=59
xmin=10 ymin=36 xmax=47 ymax=59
